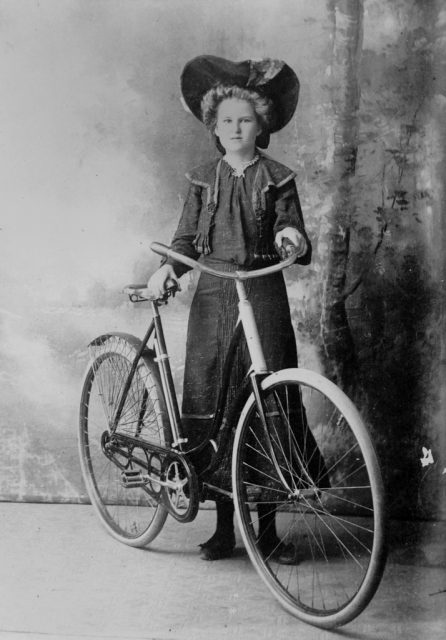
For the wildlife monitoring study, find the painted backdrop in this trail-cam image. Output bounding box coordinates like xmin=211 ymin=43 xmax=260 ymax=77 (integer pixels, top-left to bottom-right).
xmin=0 ymin=0 xmax=444 ymax=520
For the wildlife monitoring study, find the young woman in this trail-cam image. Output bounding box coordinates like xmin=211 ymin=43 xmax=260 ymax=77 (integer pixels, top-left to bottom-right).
xmin=147 ymin=55 xmax=311 ymax=562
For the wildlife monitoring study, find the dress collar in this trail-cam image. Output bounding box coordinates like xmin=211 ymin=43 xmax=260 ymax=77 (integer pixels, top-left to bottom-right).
xmin=222 ymin=154 xmax=260 ymax=178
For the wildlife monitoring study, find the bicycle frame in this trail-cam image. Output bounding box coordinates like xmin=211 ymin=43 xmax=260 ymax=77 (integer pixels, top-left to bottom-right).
xmin=110 ymin=301 xmax=184 ymax=448
xmin=80 ymin=240 xmax=387 ymax=626
xmin=119 ymin=264 xmax=298 ymax=497
xmin=117 ymin=280 xmax=266 ymax=449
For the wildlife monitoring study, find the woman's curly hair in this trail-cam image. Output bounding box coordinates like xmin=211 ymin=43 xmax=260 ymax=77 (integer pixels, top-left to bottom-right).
xmin=201 ymin=84 xmax=275 ymax=134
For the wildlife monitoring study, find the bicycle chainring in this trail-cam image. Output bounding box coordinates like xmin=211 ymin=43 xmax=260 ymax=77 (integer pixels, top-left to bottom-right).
xmin=161 ymin=454 xmax=199 ymax=523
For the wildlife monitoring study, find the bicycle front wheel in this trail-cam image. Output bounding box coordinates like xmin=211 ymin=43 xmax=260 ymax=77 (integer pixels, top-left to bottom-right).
xmin=232 ymin=368 xmax=386 ymax=628
xmin=79 ymin=335 xmax=170 ymax=547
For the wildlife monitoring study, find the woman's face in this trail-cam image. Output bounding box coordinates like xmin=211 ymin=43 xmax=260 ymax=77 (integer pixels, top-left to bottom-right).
xmin=214 ymin=98 xmax=261 ymax=156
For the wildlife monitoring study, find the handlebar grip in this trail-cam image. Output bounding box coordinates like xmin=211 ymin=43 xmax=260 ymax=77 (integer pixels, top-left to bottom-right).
xmin=276 ymin=238 xmax=298 ymax=260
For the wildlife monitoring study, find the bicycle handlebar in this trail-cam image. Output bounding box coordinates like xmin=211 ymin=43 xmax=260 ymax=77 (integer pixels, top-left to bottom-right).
xmin=150 ymin=242 xmax=297 ymax=281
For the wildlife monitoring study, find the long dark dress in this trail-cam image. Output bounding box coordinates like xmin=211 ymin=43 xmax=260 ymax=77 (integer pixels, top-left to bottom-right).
xmin=166 ymin=154 xmax=311 ymax=491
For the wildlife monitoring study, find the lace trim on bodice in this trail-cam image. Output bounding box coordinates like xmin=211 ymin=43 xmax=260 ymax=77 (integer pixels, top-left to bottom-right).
xmin=222 ymin=154 xmax=260 ymax=178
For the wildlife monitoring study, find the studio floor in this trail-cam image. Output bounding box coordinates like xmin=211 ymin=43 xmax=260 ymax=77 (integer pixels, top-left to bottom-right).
xmin=0 ymin=502 xmax=444 ymax=640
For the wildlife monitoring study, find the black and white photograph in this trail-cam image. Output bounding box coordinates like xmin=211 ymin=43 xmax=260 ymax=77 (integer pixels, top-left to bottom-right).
xmin=0 ymin=1 xmax=444 ymax=639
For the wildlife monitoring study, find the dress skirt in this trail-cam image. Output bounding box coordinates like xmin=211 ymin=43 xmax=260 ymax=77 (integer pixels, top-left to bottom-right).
xmin=181 ymin=261 xmax=298 ymax=492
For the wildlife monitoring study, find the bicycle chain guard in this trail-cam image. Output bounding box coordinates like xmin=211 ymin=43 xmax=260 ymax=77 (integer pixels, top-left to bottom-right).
xmin=101 ymin=431 xmax=199 ymax=523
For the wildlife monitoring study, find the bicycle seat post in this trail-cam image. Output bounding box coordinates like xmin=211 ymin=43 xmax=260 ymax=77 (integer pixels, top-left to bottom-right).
xmin=151 ymin=299 xmax=186 ymax=450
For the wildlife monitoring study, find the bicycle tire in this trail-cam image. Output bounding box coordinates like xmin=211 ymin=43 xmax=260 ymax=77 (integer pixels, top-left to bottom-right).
xmin=232 ymin=368 xmax=386 ymax=628
xmin=79 ymin=334 xmax=170 ymax=547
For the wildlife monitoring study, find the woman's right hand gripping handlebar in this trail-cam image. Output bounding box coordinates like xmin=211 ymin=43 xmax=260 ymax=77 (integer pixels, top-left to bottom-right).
xmin=146 ymin=264 xmax=180 ymax=299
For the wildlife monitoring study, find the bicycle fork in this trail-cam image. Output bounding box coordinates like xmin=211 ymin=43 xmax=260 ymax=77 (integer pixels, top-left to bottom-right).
xmin=235 ymin=279 xmax=296 ymax=496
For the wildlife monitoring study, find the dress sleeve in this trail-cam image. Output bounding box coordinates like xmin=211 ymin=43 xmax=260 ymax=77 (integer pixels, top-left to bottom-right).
xmin=273 ymin=180 xmax=312 ymax=265
xmin=164 ymin=182 xmax=202 ymax=277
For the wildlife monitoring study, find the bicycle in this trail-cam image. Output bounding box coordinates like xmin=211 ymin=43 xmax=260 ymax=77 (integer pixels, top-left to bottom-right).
xmin=78 ymin=241 xmax=387 ymax=629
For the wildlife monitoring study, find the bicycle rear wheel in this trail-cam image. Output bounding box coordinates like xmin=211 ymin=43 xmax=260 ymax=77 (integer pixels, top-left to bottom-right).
xmin=79 ymin=335 xmax=170 ymax=547
xmin=232 ymin=368 xmax=386 ymax=628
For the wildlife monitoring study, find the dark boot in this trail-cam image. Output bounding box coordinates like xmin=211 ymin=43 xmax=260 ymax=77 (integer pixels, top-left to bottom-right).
xmin=257 ymin=504 xmax=299 ymax=564
xmin=199 ymin=500 xmax=235 ymax=561
xmin=257 ymin=503 xmax=279 ymax=551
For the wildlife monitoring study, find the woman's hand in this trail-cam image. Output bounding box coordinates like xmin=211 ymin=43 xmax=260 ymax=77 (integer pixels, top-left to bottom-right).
xmin=275 ymin=227 xmax=307 ymax=258
xmin=146 ymin=264 xmax=179 ymax=299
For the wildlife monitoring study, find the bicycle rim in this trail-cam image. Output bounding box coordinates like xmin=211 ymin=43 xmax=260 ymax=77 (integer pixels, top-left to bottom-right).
xmin=79 ymin=336 xmax=169 ymax=547
xmin=232 ymin=368 xmax=386 ymax=628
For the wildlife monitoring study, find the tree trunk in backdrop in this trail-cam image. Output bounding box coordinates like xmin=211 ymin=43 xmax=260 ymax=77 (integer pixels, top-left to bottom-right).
xmin=321 ymin=0 xmax=363 ymax=391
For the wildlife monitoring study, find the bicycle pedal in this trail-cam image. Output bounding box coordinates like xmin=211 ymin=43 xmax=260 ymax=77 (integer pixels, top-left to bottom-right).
xmin=120 ymin=470 xmax=147 ymax=488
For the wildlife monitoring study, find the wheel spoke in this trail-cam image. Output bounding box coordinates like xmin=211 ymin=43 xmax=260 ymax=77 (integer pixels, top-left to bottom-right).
xmin=79 ymin=339 xmax=169 ymax=545
xmin=233 ymin=372 xmax=386 ymax=628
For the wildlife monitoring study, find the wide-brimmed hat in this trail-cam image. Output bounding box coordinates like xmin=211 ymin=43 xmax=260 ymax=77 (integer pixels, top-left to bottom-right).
xmin=180 ymin=55 xmax=299 ymax=148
